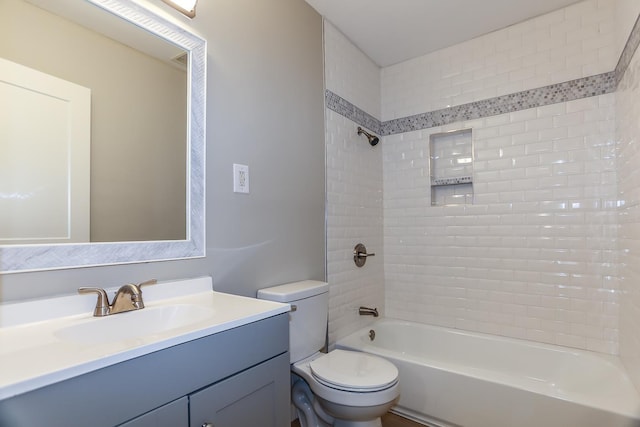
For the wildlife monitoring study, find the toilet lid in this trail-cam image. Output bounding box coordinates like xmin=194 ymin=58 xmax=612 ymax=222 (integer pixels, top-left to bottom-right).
xmin=309 ymin=350 xmax=398 ymax=392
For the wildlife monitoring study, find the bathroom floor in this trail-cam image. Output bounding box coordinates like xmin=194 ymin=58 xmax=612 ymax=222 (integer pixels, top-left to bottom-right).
xmin=291 ymin=412 xmax=424 ymax=426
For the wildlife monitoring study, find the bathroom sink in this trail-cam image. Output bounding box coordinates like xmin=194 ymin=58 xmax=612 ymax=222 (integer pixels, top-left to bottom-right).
xmin=0 ymin=276 xmax=290 ymax=401
xmin=54 ymin=304 xmax=215 ymax=345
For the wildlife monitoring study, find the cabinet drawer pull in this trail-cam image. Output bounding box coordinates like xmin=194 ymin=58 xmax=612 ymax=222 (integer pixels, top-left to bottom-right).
xmin=202 ymin=423 xmax=213 ymax=427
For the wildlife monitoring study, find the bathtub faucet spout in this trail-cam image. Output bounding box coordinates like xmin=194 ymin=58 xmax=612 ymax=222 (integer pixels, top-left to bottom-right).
xmin=359 ymin=306 xmax=379 ymax=317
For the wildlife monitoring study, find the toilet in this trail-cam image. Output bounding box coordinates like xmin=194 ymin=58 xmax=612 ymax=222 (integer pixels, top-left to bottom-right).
xmin=258 ymin=280 xmax=399 ymax=427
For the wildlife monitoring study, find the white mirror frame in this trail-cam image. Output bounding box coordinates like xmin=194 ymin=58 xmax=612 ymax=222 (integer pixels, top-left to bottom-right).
xmin=0 ymin=0 xmax=206 ymax=273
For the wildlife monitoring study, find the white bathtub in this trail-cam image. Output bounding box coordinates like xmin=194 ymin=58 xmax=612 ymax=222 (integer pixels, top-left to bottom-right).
xmin=336 ymin=318 xmax=640 ymax=427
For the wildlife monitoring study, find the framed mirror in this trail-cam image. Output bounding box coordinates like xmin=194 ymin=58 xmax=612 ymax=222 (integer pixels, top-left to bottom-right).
xmin=0 ymin=0 xmax=206 ymax=273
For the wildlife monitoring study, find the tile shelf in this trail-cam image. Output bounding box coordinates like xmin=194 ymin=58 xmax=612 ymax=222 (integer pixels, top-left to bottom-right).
xmin=429 ymin=129 xmax=473 ymax=206
xmin=430 ymin=176 xmax=473 ymax=187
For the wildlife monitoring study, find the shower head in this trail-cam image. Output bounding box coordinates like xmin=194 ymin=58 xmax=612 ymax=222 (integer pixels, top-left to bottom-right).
xmin=357 ymin=127 xmax=380 ymax=146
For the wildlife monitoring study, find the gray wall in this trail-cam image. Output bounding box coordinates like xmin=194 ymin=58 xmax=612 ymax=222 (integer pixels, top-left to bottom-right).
xmin=0 ymin=0 xmax=326 ymax=301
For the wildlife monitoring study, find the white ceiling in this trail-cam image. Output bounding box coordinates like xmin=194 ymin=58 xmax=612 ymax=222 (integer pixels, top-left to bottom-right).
xmin=304 ymin=0 xmax=584 ymax=67
xmin=27 ymin=0 xmax=186 ymax=67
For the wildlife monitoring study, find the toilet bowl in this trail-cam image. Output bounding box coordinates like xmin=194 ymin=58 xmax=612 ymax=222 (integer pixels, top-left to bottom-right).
xmin=257 ymin=281 xmax=400 ymax=427
xmin=292 ymin=350 xmax=399 ymax=427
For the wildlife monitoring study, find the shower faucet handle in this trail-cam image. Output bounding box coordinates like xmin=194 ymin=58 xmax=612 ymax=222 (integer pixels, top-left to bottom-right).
xmin=353 ymin=243 xmax=375 ymax=267
xmin=355 ymin=251 xmax=376 ymax=257
xmin=353 ymin=243 xmax=375 ymax=257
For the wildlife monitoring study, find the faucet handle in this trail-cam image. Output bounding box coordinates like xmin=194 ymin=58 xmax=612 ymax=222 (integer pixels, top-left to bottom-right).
xmin=353 ymin=243 xmax=375 ymax=267
xmin=134 ymin=279 xmax=157 ymax=293
xmin=127 ymin=279 xmax=157 ymax=310
xmin=78 ymin=287 xmax=110 ymax=317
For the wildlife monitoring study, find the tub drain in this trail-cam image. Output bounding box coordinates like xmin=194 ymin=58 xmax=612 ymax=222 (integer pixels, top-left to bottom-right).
xmin=369 ymin=329 xmax=376 ymax=341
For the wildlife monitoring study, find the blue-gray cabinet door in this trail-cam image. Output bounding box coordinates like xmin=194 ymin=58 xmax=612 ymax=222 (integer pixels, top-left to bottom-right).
xmin=119 ymin=397 xmax=188 ymax=427
xmin=189 ymin=353 xmax=290 ymax=427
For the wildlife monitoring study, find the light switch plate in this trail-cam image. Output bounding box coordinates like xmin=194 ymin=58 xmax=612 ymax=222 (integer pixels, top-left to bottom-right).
xmin=233 ymin=164 xmax=249 ymax=193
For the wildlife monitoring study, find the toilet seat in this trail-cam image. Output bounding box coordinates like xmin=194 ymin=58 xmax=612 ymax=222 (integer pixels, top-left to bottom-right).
xmin=292 ymin=350 xmax=401 ymax=408
xmin=309 ymin=350 xmax=398 ymax=392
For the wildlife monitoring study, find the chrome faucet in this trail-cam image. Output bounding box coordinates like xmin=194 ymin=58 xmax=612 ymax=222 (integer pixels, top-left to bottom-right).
xmin=359 ymin=306 xmax=379 ymax=317
xmin=79 ymin=279 xmax=157 ymax=317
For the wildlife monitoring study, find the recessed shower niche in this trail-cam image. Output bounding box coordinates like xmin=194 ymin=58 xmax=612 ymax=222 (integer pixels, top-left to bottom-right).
xmin=429 ymin=129 xmax=473 ymax=206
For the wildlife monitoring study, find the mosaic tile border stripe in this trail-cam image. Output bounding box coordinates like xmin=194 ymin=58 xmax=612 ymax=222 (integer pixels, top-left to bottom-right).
xmin=326 ymin=10 xmax=640 ymax=137
xmin=381 ymin=73 xmax=615 ymax=135
xmin=431 ymin=176 xmax=473 ymax=186
xmin=325 ymin=90 xmax=382 ymax=134
xmin=326 ymin=72 xmax=615 ymax=136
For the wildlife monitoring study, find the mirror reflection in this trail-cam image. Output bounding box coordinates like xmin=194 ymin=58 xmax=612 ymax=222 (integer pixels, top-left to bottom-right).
xmin=0 ymin=0 xmax=188 ymax=244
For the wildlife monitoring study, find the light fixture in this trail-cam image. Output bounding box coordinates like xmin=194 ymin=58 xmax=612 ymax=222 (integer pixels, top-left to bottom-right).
xmin=162 ymin=0 xmax=197 ymax=18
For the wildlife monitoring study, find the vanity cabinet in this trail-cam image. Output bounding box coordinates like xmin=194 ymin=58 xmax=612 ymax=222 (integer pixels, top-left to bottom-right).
xmin=120 ymin=398 xmax=188 ymax=427
xmin=0 ymin=313 xmax=289 ymax=427
xmin=189 ymin=353 xmax=289 ymax=427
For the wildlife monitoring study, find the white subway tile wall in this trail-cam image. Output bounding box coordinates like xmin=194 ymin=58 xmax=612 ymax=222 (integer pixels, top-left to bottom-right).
xmin=324 ymin=21 xmax=384 ymax=345
xmin=430 ymin=130 xmax=474 ymax=206
xmin=326 ymin=110 xmax=385 ymax=345
xmin=324 ymin=0 xmax=640 ymax=369
xmin=430 ymin=130 xmax=474 ymax=181
xmin=616 ymin=25 xmax=640 ymax=392
xmin=383 ymin=94 xmax=618 ymax=354
xmin=381 ymin=0 xmax=616 ymax=121
xmin=324 ymin=21 xmax=381 ymax=120
xmin=431 ymin=183 xmax=475 ymax=207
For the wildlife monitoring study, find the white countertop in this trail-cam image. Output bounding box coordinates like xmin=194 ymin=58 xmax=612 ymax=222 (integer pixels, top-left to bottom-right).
xmin=0 ymin=277 xmax=289 ymax=400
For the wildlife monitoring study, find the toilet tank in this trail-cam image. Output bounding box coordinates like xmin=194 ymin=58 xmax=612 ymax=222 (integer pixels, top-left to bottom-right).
xmin=257 ymin=280 xmax=328 ymax=363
